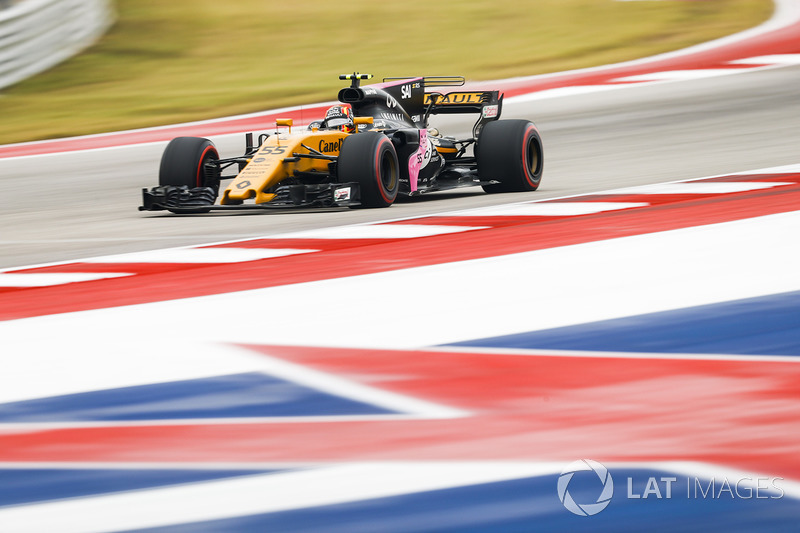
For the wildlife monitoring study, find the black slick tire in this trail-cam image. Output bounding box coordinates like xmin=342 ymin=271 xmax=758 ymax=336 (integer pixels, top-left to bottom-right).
xmin=337 ymin=132 xmax=399 ymax=208
xmin=159 ymin=137 xmax=220 ymax=191
xmin=476 ymin=120 xmax=543 ymax=193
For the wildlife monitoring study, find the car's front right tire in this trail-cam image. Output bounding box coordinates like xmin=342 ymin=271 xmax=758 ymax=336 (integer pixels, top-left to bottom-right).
xmin=337 ymin=132 xmax=400 ymax=208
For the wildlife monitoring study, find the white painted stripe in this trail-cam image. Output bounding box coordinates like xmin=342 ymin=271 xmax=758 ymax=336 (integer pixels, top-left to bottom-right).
xmin=0 ymin=462 xmax=563 ymax=533
xmin=730 ymin=54 xmax=800 ymax=65
xmin=732 ymin=163 xmax=800 ymax=175
xmin=0 ymin=272 xmax=132 ymax=287
xmin=429 ymin=345 xmax=800 ymax=365
xmin=267 ymin=224 xmax=487 ymax=239
xmin=81 ymin=247 xmax=317 ymax=264
xmin=0 ymin=343 xmax=277 ymax=403
xmin=0 ymin=414 xmax=452 ymax=431
xmin=608 ymin=182 xmax=793 ymax=195
xmin=447 ymin=202 xmax=648 ymax=217
xmin=506 ymin=85 xmax=622 ymax=103
xmin=613 ymin=68 xmax=754 ymax=82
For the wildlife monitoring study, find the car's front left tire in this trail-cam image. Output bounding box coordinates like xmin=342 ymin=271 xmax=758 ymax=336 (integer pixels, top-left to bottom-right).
xmin=159 ymin=137 xmax=221 ymax=192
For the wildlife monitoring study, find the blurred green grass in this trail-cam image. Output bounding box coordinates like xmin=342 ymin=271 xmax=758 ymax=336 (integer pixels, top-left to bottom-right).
xmin=0 ymin=0 xmax=771 ymax=145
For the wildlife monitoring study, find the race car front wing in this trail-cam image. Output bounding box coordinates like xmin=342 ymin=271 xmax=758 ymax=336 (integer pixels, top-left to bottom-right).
xmin=139 ymin=182 xmax=361 ymax=213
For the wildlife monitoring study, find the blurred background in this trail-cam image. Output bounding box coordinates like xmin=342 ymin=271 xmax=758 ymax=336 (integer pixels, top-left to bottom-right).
xmin=0 ymin=0 xmax=770 ymax=144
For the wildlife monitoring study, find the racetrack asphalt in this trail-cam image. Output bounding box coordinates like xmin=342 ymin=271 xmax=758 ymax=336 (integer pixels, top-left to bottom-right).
xmin=0 ymin=60 xmax=798 ymax=268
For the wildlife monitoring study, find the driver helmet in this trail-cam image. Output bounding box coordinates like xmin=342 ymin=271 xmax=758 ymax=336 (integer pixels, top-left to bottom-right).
xmin=324 ymin=104 xmax=355 ymax=133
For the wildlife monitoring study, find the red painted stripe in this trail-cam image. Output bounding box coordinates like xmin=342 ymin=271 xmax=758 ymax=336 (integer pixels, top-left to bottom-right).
xmin=1 ymin=177 xmax=798 ymax=321
xmin=0 ymin=344 xmax=796 ymax=481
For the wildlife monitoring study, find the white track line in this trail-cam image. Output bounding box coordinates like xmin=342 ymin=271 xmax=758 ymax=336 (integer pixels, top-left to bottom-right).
xmin=731 ymin=53 xmax=800 ymax=65
xmin=266 ymin=224 xmax=488 ymax=239
xmin=607 ymin=182 xmax=793 ymax=195
xmin=81 ymin=247 xmax=317 ymax=264
xmin=446 ymin=202 xmax=649 ymax=217
xmin=613 ymin=68 xmax=756 ymax=83
xmin=0 ymin=272 xmax=132 ymax=287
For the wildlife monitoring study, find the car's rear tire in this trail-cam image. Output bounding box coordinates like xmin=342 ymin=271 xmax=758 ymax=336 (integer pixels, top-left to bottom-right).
xmin=337 ymin=132 xmax=399 ymax=208
xmin=159 ymin=137 xmax=220 ymax=191
xmin=476 ymin=120 xmax=543 ymax=193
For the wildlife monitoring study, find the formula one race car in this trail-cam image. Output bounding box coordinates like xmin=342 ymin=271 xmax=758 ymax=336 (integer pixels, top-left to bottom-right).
xmin=140 ymin=73 xmax=543 ymax=213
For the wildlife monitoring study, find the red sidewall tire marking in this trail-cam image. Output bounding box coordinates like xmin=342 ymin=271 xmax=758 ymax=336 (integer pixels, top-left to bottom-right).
xmin=522 ymin=124 xmax=537 ymax=188
xmin=376 ymin=138 xmax=393 ymax=204
xmin=195 ymin=145 xmax=218 ymax=187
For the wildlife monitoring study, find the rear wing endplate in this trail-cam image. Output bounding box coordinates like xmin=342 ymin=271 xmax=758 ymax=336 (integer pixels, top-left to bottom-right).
xmin=425 ymin=89 xmax=503 ymax=138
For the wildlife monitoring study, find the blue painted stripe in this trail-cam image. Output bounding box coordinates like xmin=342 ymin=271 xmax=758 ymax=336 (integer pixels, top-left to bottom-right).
xmin=0 ymin=372 xmax=397 ymax=422
xmin=448 ymin=291 xmax=800 ymax=356
xmin=126 ymin=468 xmax=800 ymax=533
xmin=0 ymin=468 xmax=281 ymax=508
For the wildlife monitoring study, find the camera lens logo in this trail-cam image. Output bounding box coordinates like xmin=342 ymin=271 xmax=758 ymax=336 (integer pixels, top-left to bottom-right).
xmin=557 ymin=459 xmax=614 ymax=516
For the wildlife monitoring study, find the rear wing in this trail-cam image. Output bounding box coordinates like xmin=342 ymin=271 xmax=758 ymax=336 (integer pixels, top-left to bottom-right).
xmin=384 ymin=76 xmax=503 ymax=136
xmin=383 ymin=76 xmax=503 ymax=137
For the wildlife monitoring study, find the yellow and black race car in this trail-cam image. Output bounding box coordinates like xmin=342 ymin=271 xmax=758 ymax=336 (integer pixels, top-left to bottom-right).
xmin=140 ymin=74 xmax=543 ymax=213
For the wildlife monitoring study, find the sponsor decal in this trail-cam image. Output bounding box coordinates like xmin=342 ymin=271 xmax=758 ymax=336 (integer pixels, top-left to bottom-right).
xmin=334 ymin=187 xmax=351 ymax=201
xmin=422 ymin=136 xmax=433 ymax=167
xmin=318 ymin=138 xmax=344 ymax=153
xmin=424 ymin=92 xmax=487 ymax=105
xmin=407 ymin=129 xmax=427 ymax=193
xmin=482 ymin=105 xmax=499 ymax=118
xmin=380 ymin=112 xmax=406 ymax=123
xmin=401 ymin=84 xmax=412 ymax=99
xmin=325 ymin=105 xmax=352 ymax=123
